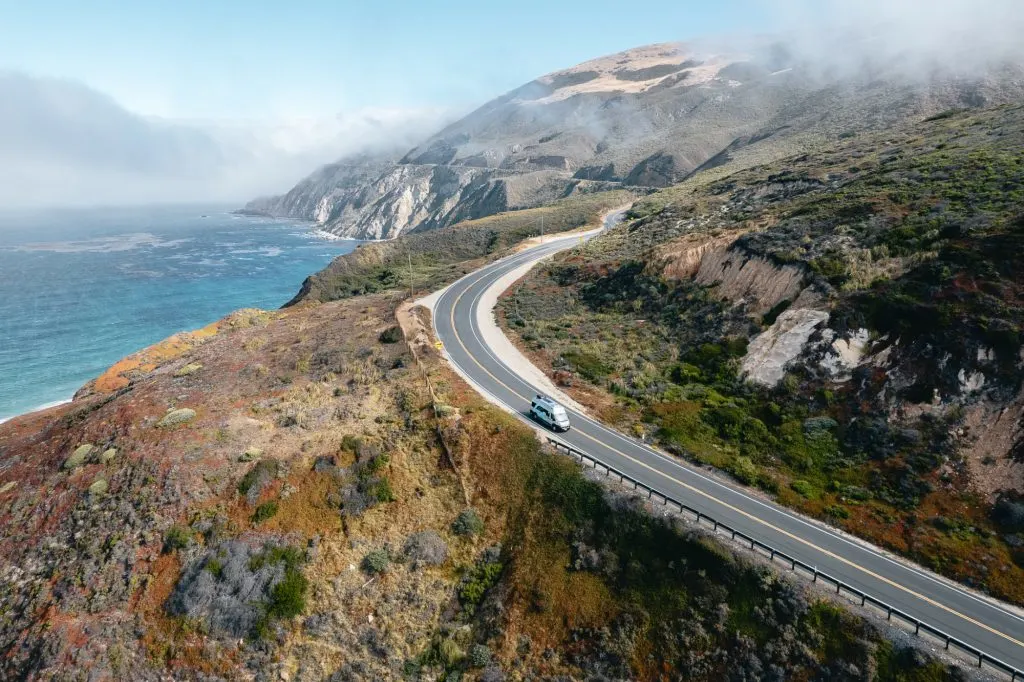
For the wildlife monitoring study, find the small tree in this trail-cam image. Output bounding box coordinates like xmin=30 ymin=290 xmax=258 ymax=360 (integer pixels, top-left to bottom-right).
xmin=378 ymin=326 xmax=403 ymax=344
xmin=452 ymin=508 xmax=485 ymax=537
xmin=361 ymin=549 xmax=390 ymax=575
xmin=163 ymin=525 xmax=192 ymax=553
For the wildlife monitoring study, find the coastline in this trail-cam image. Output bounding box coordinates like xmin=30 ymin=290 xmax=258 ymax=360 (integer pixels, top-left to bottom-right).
xmin=0 ymin=210 xmax=360 ymax=431
xmin=0 ymin=397 xmax=74 ymax=426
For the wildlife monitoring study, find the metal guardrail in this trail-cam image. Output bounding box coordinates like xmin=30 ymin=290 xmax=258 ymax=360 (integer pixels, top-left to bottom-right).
xmin=546 ymin=437 xmax=1023 ymax=681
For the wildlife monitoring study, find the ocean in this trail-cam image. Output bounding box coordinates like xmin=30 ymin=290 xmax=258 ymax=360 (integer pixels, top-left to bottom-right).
xmin=0 ymin=205 xmax=359 ymax=422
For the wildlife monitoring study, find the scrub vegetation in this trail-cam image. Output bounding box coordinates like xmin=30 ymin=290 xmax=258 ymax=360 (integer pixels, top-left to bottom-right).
xmin=500 ymin=104 xmax=1024 ymax=605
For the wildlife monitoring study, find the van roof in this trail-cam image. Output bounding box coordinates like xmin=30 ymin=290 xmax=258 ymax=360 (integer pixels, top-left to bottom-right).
xmin=534 ymin=394 xmax=558 ymax=406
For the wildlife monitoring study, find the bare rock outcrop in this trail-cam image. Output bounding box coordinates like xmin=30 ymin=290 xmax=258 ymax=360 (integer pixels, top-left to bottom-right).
xmin=741 ymin=309 xmax=830 ymax=386
xmin=695 ymin=248 xmax=805 ymax=317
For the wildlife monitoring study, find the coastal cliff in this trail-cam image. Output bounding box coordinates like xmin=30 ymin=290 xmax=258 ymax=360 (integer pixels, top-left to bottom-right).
xmin=242 ymin=43 xmax=1024 ymax=241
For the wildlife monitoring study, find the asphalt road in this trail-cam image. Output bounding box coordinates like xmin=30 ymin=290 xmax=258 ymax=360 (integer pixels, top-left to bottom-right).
xmin=431 ymin=217 xmax=1024 ymax=675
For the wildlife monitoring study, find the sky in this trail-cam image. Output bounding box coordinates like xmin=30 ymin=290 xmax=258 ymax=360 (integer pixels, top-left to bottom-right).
xmin=1 ymin=0 xmax=1022 ymax=208
xmin=0 ymin=0 xmax=771 ymax=120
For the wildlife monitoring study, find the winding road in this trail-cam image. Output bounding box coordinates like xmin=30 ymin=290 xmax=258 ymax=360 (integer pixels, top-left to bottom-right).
xmin=427 ymin=212 xmax=1024 ymax=676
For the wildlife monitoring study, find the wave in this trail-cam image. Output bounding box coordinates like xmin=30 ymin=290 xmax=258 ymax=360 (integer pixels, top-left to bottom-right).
xmin=6 ymin=233 xmax=193 ymax=254
xmin=0 ymin=398 xmax=74 ymax=425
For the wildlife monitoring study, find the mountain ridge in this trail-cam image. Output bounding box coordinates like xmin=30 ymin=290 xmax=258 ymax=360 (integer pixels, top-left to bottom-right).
xmin=242 ymin=42 xmax=1024 ymax=240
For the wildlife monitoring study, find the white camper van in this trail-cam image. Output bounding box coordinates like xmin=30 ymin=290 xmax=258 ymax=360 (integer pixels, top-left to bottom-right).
xmin=529 ymin=394 xmax=571 ymax=432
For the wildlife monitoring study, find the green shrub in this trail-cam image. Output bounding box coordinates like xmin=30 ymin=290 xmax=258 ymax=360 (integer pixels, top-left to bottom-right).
xmin=561 ymin=350 xmax=611 ymax=382
xmin=368 ymin=477 xmax=395 ymax=503
xmin=205 ymin=557 xmax=224 ymax=579
xmin=439 ymin=639 xmax=464 ymax=667
xmin=238 ymin=458 xmax=279 ymax=496
xmin=251 ymin=501 xmax=279 ymax=524
xmin=728 ymin=456 xmax=759 ymax=486
xmin=362 ymin=549 xmax=390 ymax=574
xmin=378 ymin=326 xmax=403 ymax=344
xmin=469 ymin=643 xmax=491 ymax=668
xmin=266 ymin=568 xmax=308 ymax=620
xmin=824 ymin=504 xmax=851 ymax=520
xmin=163 ymin=525 xmax=192 ymax=553
xmin=249 ymin=545 xmax=304 ymax=572
xmin=248 ymin=544 xmax=309 ymax=638
xmin=459 ymin=561 xmax=503 ymax=609
xmin=367 ymin=453 xmax=390 ymax=473
xmin=452 ymin=508 xmax=485 ymax=537
xmin=790 ymin=480 xmax=816 ymax=498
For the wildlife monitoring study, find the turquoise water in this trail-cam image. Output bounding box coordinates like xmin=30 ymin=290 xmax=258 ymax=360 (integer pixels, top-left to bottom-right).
xmin=0 ymin=205 xmax=359 ymax=422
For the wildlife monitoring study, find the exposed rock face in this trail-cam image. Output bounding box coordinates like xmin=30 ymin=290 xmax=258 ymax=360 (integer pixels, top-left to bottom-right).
xmin=695 ymin=248 xmax=806 ymax=317
xmin=658 ymin=232 xmax=741 ymax=280
xmin=742 ymin=309 xmax=830 ymax=385
xmin=242 ymin=42 xmax=1024 ymax=240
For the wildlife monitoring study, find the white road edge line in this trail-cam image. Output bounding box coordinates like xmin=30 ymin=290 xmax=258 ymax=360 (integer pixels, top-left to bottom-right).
xmin=453 ymin=229 xmax=1024 ymax=629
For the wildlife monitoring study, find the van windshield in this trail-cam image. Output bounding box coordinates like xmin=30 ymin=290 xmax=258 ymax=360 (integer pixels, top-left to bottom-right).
xmin=551 ymin=406 xmax=568 ymax=419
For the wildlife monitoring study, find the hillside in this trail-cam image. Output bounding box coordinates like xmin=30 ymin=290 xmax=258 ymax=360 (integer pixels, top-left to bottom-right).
xmin=241 ymin=43 xmax=1024 ymax=240
xmin=0 ymin=217 xmax=975 ymax=680
xmin=497 ymin=103 xmax=1024 ymax=605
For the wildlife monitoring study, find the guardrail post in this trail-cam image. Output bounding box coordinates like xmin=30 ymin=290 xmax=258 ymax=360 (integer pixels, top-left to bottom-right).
xmin=770 ymin=549 xmax=775 ymax=561
xmin=860 ymin=594 xmax=866 ymax=607
xmin=944 ymin=637 xmax=950 ymax=651
xmin=886 ymin=607 xmax=892 ymax=621
xmin=836 ymin=581 xmax=842 ymax=594
xmin=978 ymin=652 xmax=983 ymax=667
xmin=914 ymin=621 xmax=920 ymax=635
xmin=812 ymin=569 xmax=818 ymax=583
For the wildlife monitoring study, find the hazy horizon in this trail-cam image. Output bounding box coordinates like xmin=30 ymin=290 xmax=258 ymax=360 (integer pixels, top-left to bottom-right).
xmin=2 ymin=0 xmax=1023 ymax=210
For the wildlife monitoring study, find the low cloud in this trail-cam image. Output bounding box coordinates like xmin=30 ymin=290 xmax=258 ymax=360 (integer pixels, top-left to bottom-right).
xmin=745 ymin=0 xmax=1024 ymax=77
xmin=0 ymin=71 xmax=453 ymax=208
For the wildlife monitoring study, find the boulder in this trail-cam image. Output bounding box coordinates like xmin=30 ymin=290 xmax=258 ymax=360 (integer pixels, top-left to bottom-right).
xmin=63 ymin=444 xmax=95 ymax=470
xmin=158 ymin=408 xmax=196 ymax=428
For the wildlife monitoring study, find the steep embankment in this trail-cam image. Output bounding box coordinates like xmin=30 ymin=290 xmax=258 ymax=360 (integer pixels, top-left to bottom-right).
xmin=499 ymin=104 xmax=1024 ymax=605
xmin=241 ymin=42 xmax=1024 ymax=240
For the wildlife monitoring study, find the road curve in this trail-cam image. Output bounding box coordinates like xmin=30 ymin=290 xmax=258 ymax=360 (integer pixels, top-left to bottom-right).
xmin=430 ymin=214 xmax=1024 ymax=674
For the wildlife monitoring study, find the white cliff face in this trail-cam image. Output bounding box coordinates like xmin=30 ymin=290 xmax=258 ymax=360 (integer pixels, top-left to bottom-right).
xmin=742 ymin=309 xmax=830 ymax=386
xmin=317 ymin=164 xmax=488 ymax=240
xmin=958 ymin=369 xmax=986 ymax=393
xmin=821 ymin=328 xmax=871 ymax=380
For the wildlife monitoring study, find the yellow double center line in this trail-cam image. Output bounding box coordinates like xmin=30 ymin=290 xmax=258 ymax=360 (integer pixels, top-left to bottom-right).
xmin=443 ymin=249 xmax=1024 ymax=654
